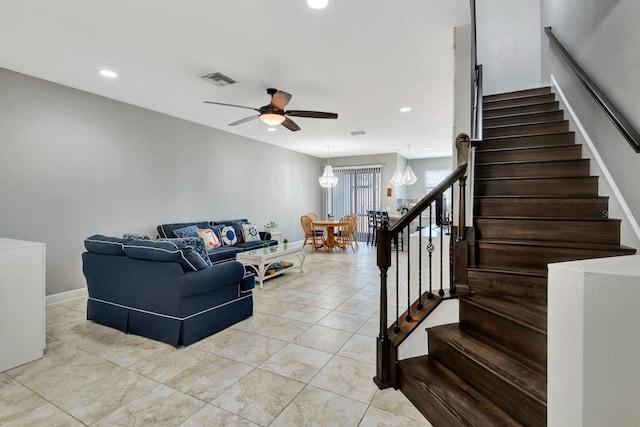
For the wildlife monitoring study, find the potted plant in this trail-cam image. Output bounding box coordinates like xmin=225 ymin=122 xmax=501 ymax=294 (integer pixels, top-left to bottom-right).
xmin=264 ymin=221 xmax=278 ymax=233
xmin=283 ymin=238 xmax=288 ymax=249
xmin=262 ymin=242 xmax=270 ymax=253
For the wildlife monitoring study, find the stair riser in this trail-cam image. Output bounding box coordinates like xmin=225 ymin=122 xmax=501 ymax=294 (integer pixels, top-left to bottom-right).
xmin=480 ymin=132 xmax=576 ymax=150
xmin=476 ymin=242 xmax=634 ymax=273
xmin=460 ymin=300 xmax=547 ymax=368
xmin=484 ymin=121 xmax=569 ymax=138
xmin=475 ymin=145 xmax=582 ymax=163
xmin=468 ymin=270 xmax=547 ymax=303
xmin=396 ymin=373 xmax=467 ymax=427
xmin=475 ymin=218 xmax=621 ymax=245
xmin=474 ymin=197 xmax=609 ymax=218
xmin=484 ymin=93 xmax=556 ymax=110
xmin=475 ymin=177 xmax=598 ymax=197
xmin=484 ymin=101 xmax=559 ymax=118
xmin=484 ymin=87 xmax=552 ymax=102
xmin=484 ymin=111 xmax=564 ymax=127
xmin=475 ymin=160 xmax=590 ymax=179
xmin=428 ymin=334 xmax=546 ymax=427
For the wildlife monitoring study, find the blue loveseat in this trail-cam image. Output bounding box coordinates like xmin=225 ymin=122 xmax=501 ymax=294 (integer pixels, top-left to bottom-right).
xmin=157 ymin=219 xmax=277 ymax=263
xmin=82 ymin=235 xmax=254 ymax=346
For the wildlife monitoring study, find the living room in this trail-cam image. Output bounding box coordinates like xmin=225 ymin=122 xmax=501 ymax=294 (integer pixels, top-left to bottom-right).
xmin=3 ymin=0 xmax=640 ymax=425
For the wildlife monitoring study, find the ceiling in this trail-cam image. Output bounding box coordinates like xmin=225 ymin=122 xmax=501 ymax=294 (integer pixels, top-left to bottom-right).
xmin=0 ymin=0 xmax=470 ymax=159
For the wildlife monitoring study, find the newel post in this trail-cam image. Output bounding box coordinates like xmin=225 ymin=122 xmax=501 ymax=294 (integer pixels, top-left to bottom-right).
xmin=373 ymin=221 xmax=396 ymax=389
xmin=453 ymin=134 xmax=470 ymax=292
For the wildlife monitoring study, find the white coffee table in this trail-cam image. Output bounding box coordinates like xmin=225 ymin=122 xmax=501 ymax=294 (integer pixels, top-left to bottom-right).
xmin=236 ymin=242 xmax=305 ymax=288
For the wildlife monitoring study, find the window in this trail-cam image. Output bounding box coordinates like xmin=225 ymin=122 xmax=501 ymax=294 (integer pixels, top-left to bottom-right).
xmin=425 ymin=169 xmax=452 ymax=226
xmin=328 ymin=165 xmax=382 ymax=241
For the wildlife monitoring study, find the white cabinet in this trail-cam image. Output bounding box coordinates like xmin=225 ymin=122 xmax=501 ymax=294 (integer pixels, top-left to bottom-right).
xmin=269 ymin=232 xmax=283 ymax=244
xmin=0 ymin=238 xmax=46 ymax=372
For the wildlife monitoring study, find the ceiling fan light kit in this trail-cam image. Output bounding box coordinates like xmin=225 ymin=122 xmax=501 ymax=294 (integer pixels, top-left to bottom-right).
xmin=204 ymin=88 xmax=337 ymax=132
xmin=260 ymin=113 xmax=285 ymax=125
xmin=307 ymin=0 xmax=329 ymax=10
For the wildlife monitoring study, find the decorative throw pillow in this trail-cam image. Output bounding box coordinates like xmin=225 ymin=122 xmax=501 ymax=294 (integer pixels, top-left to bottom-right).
xmin=231 ymin=220 xmax=248 ymax=244
xmin=122 ymin=233 xmax=151 ymax=241
xmin=160 ymin=237 xmax=212 ymax=266
xmin=242 ymin=223 xmax=261 ymax=242
xmin=197 ymin=228 xmax=221 ymax=250
xmin=173 ymin=225 xmax=199 ymax=238
xmin=220 ymin=226 xmax=238 ymax=246
xmin=209 ymin=225 xmax=224 ymax=241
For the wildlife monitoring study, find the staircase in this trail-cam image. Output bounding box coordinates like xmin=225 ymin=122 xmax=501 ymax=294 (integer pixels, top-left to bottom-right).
xmin=395 ymin=87 xmax=636 ymax=426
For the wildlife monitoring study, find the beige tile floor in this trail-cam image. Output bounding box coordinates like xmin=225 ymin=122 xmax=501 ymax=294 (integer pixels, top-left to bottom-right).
xmin=1 ymin=244 xmax=432 ymax=427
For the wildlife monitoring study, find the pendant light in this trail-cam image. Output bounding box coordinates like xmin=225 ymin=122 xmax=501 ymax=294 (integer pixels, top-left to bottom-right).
xmin=402 ymin=145 xmax=418 ymax=185
xmin=319 ymin=146 xmax=338 ymax=188
xmin=390 ymin=168 xmax=404 ymax=186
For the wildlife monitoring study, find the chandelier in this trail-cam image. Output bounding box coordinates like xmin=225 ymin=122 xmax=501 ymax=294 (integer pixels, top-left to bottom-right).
xmin=319 ymin=146 xmax=338 ymax=188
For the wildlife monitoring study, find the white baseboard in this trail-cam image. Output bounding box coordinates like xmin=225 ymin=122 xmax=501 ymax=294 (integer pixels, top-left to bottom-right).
xmin=46 ymin=288 xmax=88 ymax=306
xmin=550 ymin=74 xmax=640 ymax=245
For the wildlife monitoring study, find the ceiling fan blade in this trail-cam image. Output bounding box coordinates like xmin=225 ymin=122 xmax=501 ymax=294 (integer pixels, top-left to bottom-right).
xmin=285 ymin=110 xmax=338 ymax=119
xmin=203 ymin=101 xmax=259 ymax=112
xmin=281 ymin=117 xmax=301 ymax=132
xmin=270 ymin=91 xmax=292 ymax=110
xmin=228 ymin=115 xmax=260 ymax=126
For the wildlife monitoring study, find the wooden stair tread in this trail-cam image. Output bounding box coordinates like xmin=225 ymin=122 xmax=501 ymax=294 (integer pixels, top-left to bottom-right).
xmin=475 ymin=215 xmax=621 ymax=223
xmin=483 ymin=87 xmax=551 ymax=102
xmin=476 ymin=143 xmax=578 ymax=153
xmin=476 ymin=238 xmax=635 ymax=252
xmin=475 ymin=175 xmax=596 ymax=181
xmin=484 ymin=119 xmax=567 ymax=131
xmin=428 ymin=324 xmax=547 ymax=403
xmin=481 ymin=131 xmax=574 ymax=142
xmin=468 ymin=266 xmax=547 ymax=278
xmin=397 ymin=356 xmax=522 ymax=427
xmin=462 ymin=295 xmax=547 ymax=333
xmin=475 ymin=158 xmax=586 ymax=167
xmin=484 ymin=101 xmax=560 ymax=119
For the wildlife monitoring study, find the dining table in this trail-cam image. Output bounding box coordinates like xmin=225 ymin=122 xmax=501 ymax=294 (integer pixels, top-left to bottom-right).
xmin=312 ymin=219 xmax=346 ymax=250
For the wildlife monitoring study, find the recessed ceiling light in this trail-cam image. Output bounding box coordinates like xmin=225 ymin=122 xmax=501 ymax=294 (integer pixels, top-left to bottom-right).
xmin=307 ymin=0 xmax=328 ymax=10
xmin=423 ymin=147 xmax=431 ymax=151
xmin=400 ymin=107 xmax=412 ymax=113
xmin=267 ymin=127 xmax=277 ymax=132
xmin=99 ymin=69 xmax=117 ymax=78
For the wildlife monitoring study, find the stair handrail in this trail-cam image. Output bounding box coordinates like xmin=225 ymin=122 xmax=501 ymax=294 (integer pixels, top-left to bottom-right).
xmin=374 ymin=134 xmax=470 ymax=389
xmin=471 ymin=0 xmax=483 ymax=145
xmin=545 ymin=26 xmax=640 ymax=153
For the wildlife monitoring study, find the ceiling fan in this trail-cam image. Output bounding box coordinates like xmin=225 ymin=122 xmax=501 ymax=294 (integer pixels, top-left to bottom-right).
xmin=204 ymin=88 xmax=338 ymax=132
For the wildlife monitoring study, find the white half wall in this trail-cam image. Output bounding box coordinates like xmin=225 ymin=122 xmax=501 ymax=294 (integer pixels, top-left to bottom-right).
xmin=548 ymin=255 xmax=640 ymax=426
xmin=476 ymin=0 xmax=542 ymax=95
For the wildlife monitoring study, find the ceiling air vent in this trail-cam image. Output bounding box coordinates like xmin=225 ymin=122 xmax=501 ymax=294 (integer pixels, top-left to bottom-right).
xmin=350 ymin=131 xmax=366 ymax=136
xmin=201 ymin=72 xmax=236 ymax=87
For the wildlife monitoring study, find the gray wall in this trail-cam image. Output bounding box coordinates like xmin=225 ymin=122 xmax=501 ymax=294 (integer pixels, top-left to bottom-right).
xmin=541 ymin=0 xmax=640 ymax=248
xmin=476 ymin=0 xmax=542 ymax=95
xmin=403 ymin=157 xmax=455 ymax=200
xmin=0 ymin=68 xmax=321 ymax=296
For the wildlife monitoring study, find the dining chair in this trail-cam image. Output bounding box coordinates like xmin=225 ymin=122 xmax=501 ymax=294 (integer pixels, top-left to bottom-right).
xmin=300 ymin=215 xmax=325 ymax=252
xmin=305 ymin=212 xmax=325 ymax=235
xmin=334 ymin=215 xmax=352 ymax=251
xmin=366 ymin=210 xmax=376 ymax=245
xmin=348 ymin=213 xmax=359 ymax=249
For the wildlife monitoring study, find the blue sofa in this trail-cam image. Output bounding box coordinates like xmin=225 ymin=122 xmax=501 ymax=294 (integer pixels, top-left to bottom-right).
xmin=82 ymin=235 xmax=254 ymax=346
xmin=157 ymin=219 xmax=277 ymax=263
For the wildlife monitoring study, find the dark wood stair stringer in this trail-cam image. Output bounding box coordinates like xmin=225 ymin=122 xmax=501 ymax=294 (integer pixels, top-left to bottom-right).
xmin=393 ymin=86 xmax=636 ymax=426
